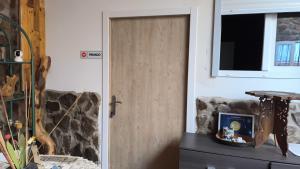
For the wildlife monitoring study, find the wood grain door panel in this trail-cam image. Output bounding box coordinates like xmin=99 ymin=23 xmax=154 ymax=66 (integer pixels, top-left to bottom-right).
xmin=110 ymin=16 xmax=190 ymax=169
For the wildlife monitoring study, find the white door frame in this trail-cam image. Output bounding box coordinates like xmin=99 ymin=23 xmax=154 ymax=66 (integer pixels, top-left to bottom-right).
xmin=102 ymin=8 xmax=198 ymax=169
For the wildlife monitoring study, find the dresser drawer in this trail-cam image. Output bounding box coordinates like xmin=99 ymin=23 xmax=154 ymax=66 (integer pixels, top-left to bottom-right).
xmin=179 ymin=150 xmax=269 ymax=169
xmin=271 ymin=162 xmax=300 ymax=169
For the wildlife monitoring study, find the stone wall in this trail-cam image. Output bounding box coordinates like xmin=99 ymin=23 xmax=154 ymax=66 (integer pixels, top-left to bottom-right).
xmin=197 ymin=97 xmax=300 ymax=144
xmin=43 ymin=90 xmax=101 ymax=163
xmin=277 ymin=15 xmax=300 ymax=41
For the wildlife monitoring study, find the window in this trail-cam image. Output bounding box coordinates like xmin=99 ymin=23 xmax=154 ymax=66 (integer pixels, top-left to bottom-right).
xmin=275 ymin=42 xmax=299 ymax=66
xmin=212 ymin=0 xmax=300 ymax=78
xmin=275 ymin=13 xmax=300 ymax=66
xmin=220 ymin=14 xmax=265 ymax=71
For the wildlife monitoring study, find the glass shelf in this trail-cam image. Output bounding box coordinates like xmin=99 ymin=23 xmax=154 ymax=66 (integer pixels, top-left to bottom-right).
xmin=0 ymin=44 xmax=9 ymax=47
xmin=3 ymin=92 xmax=26 ymax=102
xmin=0 ymin=13 xmax=36 ymax=135
xmin=0 ymin=61 xmax=31 ymax=64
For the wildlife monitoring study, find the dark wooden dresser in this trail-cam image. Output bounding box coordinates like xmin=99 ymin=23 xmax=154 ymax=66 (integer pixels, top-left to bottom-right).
xmin=179 ymin=133 xmax=300 ymax=169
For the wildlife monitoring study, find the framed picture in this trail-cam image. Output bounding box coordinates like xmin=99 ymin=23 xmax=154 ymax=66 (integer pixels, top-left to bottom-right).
xmin=218 ymin=112 xmax=255 ymax=138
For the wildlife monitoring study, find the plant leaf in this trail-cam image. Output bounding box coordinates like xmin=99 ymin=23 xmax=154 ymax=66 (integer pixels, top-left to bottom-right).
xmin=6 ymin=141 xmax=20 ymax=169
xmin=18 ymin=134 xmax=26 ymax=168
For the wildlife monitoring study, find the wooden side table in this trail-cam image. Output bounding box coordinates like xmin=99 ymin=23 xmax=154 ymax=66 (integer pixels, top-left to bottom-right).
xmin=246 ymin=91 xmax=300 ymax=156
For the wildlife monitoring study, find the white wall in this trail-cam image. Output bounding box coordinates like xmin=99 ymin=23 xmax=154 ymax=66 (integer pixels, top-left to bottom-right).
xmin=45 ymin=0 xmax=300 ymax=99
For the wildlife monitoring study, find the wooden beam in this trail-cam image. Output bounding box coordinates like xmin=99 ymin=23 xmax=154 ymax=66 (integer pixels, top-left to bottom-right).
xmin=20 ymin=0 xmax=55 ymax=154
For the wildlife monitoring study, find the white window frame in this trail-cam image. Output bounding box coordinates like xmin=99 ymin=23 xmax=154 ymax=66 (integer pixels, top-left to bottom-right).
xmin=212 ymin=0 xmax=300 ymax=79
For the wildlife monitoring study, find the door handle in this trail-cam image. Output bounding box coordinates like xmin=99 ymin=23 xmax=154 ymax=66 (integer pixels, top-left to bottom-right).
xmin=110 ymin=95 xmax=122 ymax=118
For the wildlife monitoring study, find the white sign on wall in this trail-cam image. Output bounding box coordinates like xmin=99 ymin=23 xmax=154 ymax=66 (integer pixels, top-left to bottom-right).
xmin=80 ymin=51 xmax=103 ymax=59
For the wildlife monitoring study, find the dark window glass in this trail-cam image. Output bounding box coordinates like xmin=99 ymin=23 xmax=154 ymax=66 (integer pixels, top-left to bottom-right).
xmin=220 ymin=14 xmax=265 ymax=70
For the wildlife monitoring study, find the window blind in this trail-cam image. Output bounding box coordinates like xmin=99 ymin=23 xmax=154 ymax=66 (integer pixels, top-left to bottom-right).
xmin=221 ymin=0 xmax=300 ymax=15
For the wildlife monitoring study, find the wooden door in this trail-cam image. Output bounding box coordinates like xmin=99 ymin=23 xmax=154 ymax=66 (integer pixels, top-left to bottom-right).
xmin=110 ymin=15 xmax=189 ymax=169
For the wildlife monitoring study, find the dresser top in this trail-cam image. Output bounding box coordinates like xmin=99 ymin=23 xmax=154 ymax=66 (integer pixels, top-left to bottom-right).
xmin=245 ymin=90 xmax=300 ymax=100
xmin=180 ymin=133 xmax=300 ymax=165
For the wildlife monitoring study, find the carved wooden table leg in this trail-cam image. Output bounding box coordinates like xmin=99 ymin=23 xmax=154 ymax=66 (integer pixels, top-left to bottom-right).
xmin=273 ymin=97 xmax=290 ymax=156
xmin=255 ymin=97 xmax=273 ymax=148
